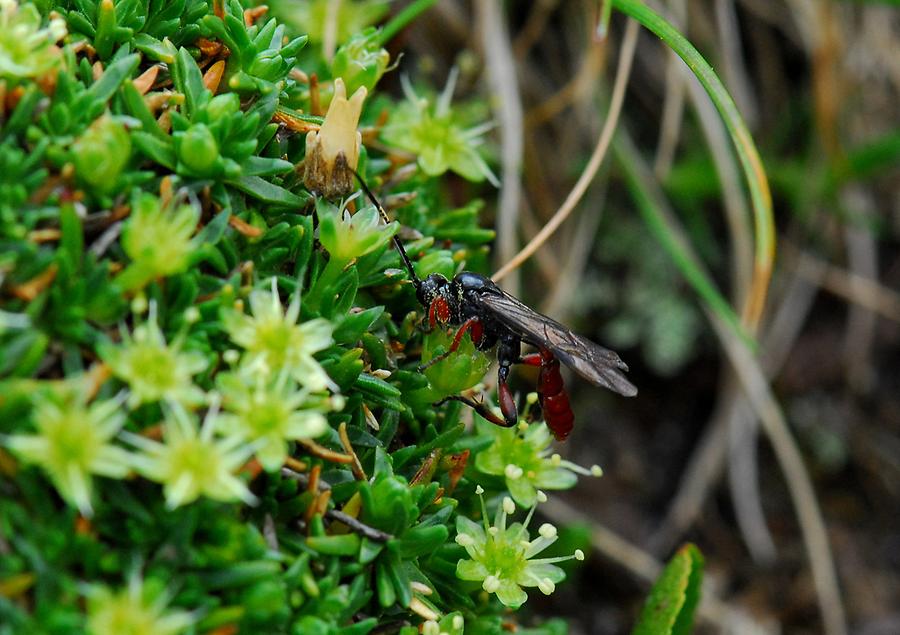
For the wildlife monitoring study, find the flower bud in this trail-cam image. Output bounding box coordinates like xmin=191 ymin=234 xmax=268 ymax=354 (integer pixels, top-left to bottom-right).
xmin=177 ymin=123 xmax=219 ymax=175
xmin=205 ymin=92 xmax=241 ymax=120
xmin=303 ymin=78 xmax=366 ymax=199
xmin=331 ymin=28 xmax=390 ymax=95
xmin=71 ymin=116 xmax=131 ymax=193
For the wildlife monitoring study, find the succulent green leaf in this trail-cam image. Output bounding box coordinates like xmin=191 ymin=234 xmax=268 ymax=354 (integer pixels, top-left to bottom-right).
xmin=632 ymin=544 xmax=704 ymax=635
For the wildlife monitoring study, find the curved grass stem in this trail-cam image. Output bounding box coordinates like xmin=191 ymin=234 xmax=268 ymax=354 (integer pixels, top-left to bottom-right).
xmin=611 ymin=0 xmax=775 ymax=330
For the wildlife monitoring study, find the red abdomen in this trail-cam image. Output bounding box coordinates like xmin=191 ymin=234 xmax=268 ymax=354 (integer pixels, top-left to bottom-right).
xmin=537 ymin=349 xmax=575 ymax=441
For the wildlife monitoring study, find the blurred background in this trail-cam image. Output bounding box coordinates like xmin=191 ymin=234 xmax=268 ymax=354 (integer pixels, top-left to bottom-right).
xmin=287 ymin=0 xmax=900 ymax=633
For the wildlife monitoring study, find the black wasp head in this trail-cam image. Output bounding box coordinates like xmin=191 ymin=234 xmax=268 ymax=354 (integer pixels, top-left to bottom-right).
xmin=417 ymin=272 xmax=450 ymax=308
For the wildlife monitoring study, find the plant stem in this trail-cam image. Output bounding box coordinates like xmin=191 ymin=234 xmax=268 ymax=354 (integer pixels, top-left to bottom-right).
xmin=305 ymin=257 xmax=349 ymax=313
xmin=377 ymin=0 xmax=438 ymax=46
xmin=611 ymin=0 xmax=775 ymax=330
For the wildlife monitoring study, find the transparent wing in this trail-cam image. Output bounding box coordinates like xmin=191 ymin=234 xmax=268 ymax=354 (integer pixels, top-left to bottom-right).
xmin=478 ymin=290 xmax=638 ymax=397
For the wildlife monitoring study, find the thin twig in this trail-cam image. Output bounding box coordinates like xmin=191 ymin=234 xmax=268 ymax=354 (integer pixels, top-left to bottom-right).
xmin=653 ymin=53 xmax=686 ymax=179
xmin=338 ymin=421 xmax=368 ymax=481
xmin=492 ymin=19 xmax=639 ymax=282
xmin=652 ymin=0 xmax=687 ymax=178
xmin=531 ymin=8 xmax=610 ymax=318
xmin=515 ymin=197 xmax=562 ymax=285
xmin=325 ymin=508 xmax=393 ymax=542
xmin=542 ymin=177 xmax=607 ymax=318
xmin=680 ymin=54 xmax=766 ymax=558
xmin=647 ymin=382 xmax=730 ymax=554
xmin=523 ymin=40 xmax=605 ymax=129
xmin=314 ymin=489 xmax=332 ymax=516
xmin=840 ymin=189 xmax=880 ymax=391
xmin=728 ymin=269 xmax=819 ymax=562
xmin=298 ymin=439 xmax=355 ymax=464
xmin=786 ymin=242 xmax=900 ymax=322
xmin=711 ymin=312 xmax=847 ymax=635
xmin=512 ymin=0 xmax=559 ymax=58
xmin=282 ymin=466 xmax=390 ymax=541
xmin=284 ymin=457 xmax=308 ymax=473
xmin=714 ymin=0 xmax=758 ymax=126
xmin=727 ymin=388 xmax=777 ymax=564
xmin=280 ymin=466 xmax=331 ymax=490
xmin=307 ymin=464 xmax=321 ymax=496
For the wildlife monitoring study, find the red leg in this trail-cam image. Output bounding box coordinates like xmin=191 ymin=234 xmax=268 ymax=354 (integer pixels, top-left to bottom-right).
xmin=448 ymin=317 xmax=483 ymax=351
xmin=520 ymin=353 xmax=542 ymax=367
xmin=496 ymin=335 xmax=522 ymax=427
xmin=497 ymin=374 xmax=518 ymax=427
xmin=521 ymin=348 xmax=554 ymax=366
xmin=419 ymin=317 xmax=482 ymax=370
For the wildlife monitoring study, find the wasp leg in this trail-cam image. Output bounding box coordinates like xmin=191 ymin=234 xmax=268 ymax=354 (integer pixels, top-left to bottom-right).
xmin=434 ymin=395 xmax=512 ymax=428
xmin=519 ymin=347 xmax=552 ymax=367
xmin=418 ymin=317 xmax=483 ymax=371
xmin=520 ymin=353 xmax=542 ymax=366
xmin=496 ymin=335 xmax=521 ymax=427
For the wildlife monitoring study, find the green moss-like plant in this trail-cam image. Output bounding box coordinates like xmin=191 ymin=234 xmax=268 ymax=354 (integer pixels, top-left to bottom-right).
xmin=0 ymin=0 xmax=589 ymax=633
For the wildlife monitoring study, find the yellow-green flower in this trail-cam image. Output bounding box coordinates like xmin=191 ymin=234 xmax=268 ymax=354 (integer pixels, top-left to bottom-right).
xmin=381 ymin=69 xmax=498 ymax=186
xmin=475 ymin=419 xmax=602 ymax=507
xmin=3 ymin=390 xmax=132 ymax=516
xmin=86 ymin=576 xmax=192 ymax=635
xmin=455 ymin=488 xmax=584 ymax=608
xmin=123 ymin=400 xmax=257 ymax=509
xmin=222 ymin=278 xmax=335 ymax=391
xmin=317 ymin=197 xmax=398 ymax=264
xmin=117 ymin=194 xmax=200 ymax=290
xmin=100 ymin=305 xmax=208 ymax=408
xmin=272 ymin=0 xmax=389 ymax=46
xmin=331 ymin=27 xmax=390 ymax=94
xmin=0 ymin=0 xmax=65 ymax=83
xmin=216 ymin=370 xmax=337 ymax=471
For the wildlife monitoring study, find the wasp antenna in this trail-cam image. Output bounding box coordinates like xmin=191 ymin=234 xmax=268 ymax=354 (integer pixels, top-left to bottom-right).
xmin=351 ymin=168 xmax=392 ymax=225
xmin=351 ymin=169 xmax=421 ymax=287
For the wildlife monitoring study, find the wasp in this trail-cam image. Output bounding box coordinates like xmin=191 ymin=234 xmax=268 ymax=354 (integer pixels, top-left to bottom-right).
xmin=354 ymin=175 xmax=637 ymax=440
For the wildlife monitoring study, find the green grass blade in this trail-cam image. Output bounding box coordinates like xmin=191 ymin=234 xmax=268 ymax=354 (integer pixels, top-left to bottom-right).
xmin=612 ymin=0 xmax=775 ymax=328
xmin=615 ymin=132 xmax=756 ymax=348
xmin=377 ymin=0 xmax=439 ymax=46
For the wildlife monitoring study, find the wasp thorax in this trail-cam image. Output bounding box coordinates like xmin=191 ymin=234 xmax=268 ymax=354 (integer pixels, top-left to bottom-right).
xmin=303 ymin=78 xmax=367 ymax=199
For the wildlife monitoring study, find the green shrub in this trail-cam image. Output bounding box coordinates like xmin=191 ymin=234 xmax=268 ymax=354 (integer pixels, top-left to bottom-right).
xmin=0 ymin=1 xmax=594 ymax=632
